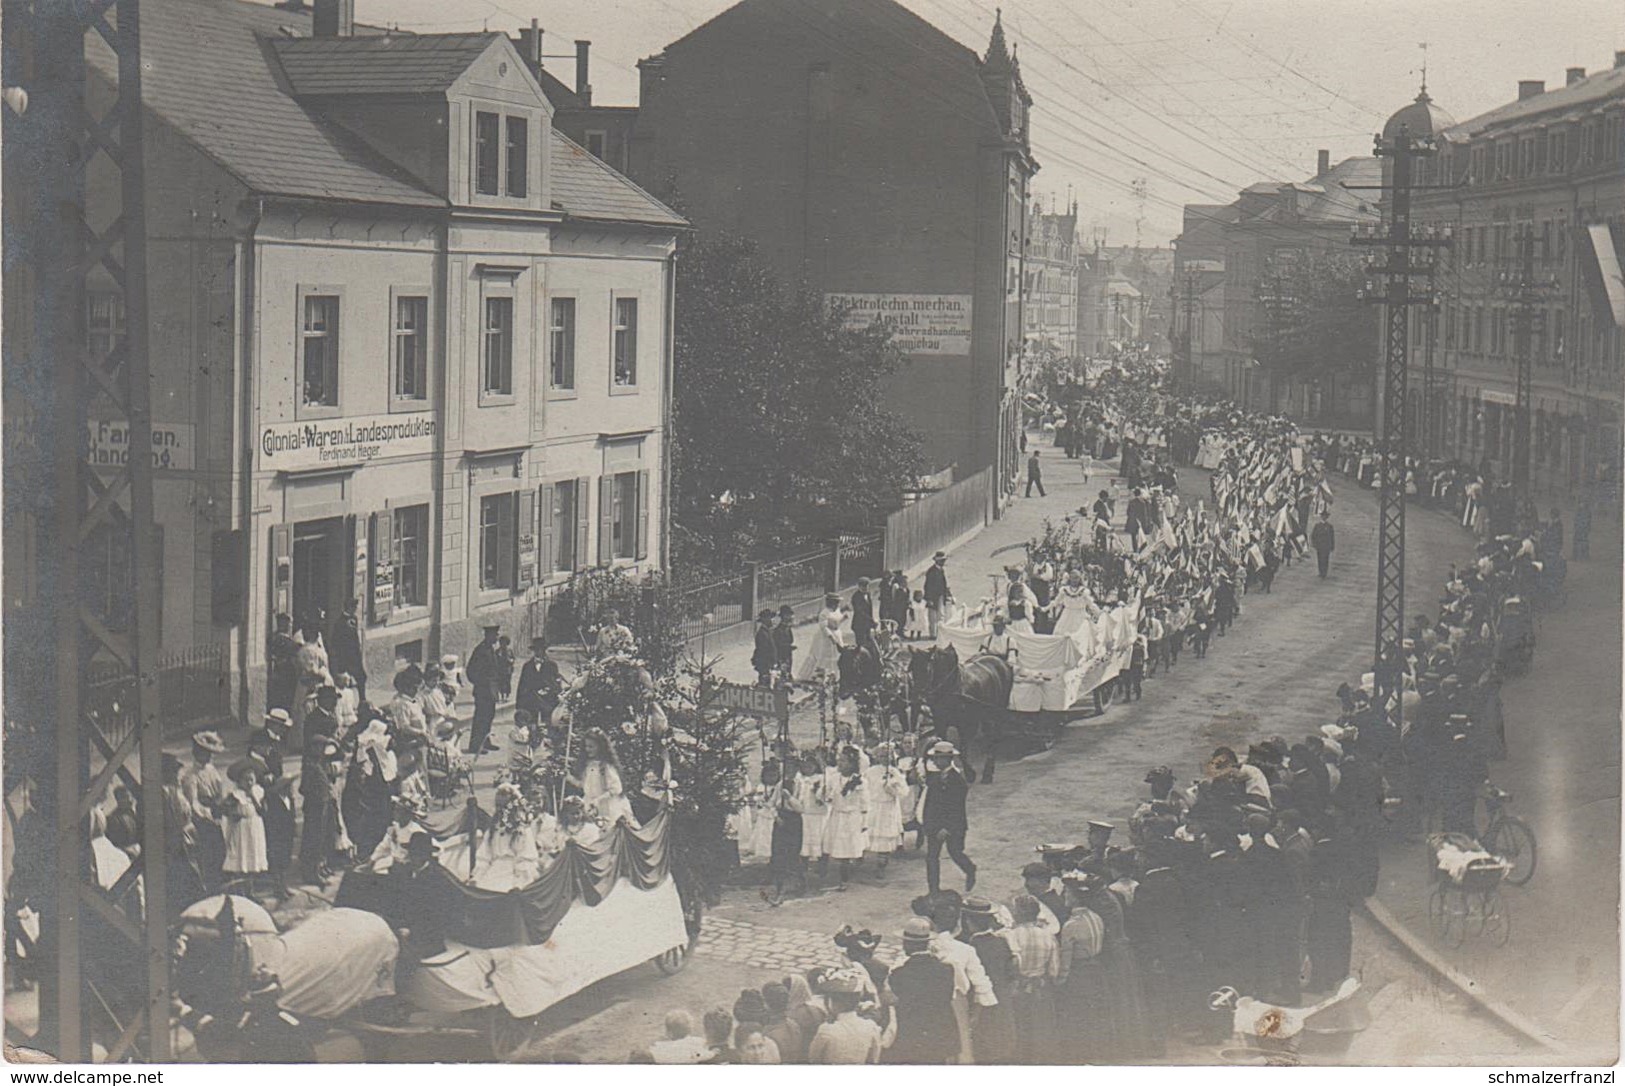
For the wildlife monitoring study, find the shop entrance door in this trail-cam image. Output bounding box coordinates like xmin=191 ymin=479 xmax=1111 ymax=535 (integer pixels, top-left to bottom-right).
xmin=291 ymin=516 xmax=349 ymax=635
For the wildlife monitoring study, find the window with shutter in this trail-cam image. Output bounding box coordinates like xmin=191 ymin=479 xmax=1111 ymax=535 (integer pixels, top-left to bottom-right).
xmin=574 ymin=476 xmax=591 ymax=572
xmin=636 ymin=468 xmax=650 ymax=561
xmin=369 ymin=511 xmax=393 ymax=624
xmin=598 ymin=476 xmax=615 ymax=565
xmin=515 ymin=488 xmax=537 ymax=592
xmin=271 ymin=523 xmax=293 ymax=625
xmin=538 ymin=483 xmax=556 ymax=577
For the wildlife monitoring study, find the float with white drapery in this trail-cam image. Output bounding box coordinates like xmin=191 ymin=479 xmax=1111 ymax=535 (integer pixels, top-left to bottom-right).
xmin=933 ymin=594 xmax=1141 ymax=721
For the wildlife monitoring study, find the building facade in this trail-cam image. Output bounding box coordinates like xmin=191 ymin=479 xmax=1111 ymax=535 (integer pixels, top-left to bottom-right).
xmin=625 ymin=0 xmax=1036 ymax=487
xmin=1024 ymin=201 xmax=1079 ymax=359
xmin=8 ymin=0 xmax=685 ymax=715
xmin=1171 ymin=203 xmax=1234 ymax=390
xmin=1177 ymin=152 xmax=1380 ymax=425
xmin=1395 ymin=59 xmax=1625 ymax=493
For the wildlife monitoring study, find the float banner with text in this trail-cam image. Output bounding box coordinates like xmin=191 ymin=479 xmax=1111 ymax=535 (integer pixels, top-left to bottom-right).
xmin=259 ymin=413 xmax=436 ymax=470
xmin=827 ymin=293 xmax=972 ymax=355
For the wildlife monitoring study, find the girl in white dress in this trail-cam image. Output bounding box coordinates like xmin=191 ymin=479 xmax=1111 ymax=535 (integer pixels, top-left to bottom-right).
xmin=795 ymin=752 xmax=829 ymax=865
xmin=573 ymin=730 xmax=637 ymax=828
xmin=796 ymin=595 xmax=850 ymax=682
xmin=1050 ymin=571 xmax=1101 ymax=642
xmin=862 ymin=743 xmax=908 ymax=866
xmin=824 ymin=747 xmax=868 ymax=887
xmin=222 ymin=761 xmax=269 ymax=886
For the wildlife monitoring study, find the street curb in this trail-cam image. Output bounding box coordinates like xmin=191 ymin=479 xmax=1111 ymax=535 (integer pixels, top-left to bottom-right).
xmin=1359 ymin=897 xmax=1559 ymax=1050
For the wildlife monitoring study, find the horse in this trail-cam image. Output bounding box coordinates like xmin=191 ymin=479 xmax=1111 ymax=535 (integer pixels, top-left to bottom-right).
xmin=836 ymin=640 xmax=913 ymax=736
xmin=907 ymin=645 xmax=1015 ymax=783
xmin=174 ymin=894 xmax=398 ymax=1059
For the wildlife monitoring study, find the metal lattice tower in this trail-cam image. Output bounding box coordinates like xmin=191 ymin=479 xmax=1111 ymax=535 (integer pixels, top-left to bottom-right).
xmin=1503 ymin=226 xmax=1556 ymax=493
xmin=1353 ymin=126 xmax=1449 ymax=729
xmin=5 ymin=0 xmax=168 ymax=1061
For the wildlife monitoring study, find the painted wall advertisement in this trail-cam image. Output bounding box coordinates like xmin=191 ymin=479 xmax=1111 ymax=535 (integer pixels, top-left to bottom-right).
xmin=258 ymin=412 xmax=436 ymax=470
xmin=87 ymin=419 xmax=195 ymax=471
xmin=827 ymin=293 xmax=973 ymax=355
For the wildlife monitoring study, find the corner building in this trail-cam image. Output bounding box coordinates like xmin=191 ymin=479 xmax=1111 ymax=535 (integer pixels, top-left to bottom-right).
xmin=52 ymin=0 xmax=684 ymax=715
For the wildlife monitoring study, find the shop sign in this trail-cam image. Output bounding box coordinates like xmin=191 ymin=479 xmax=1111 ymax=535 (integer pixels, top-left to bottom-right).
xmin=712 ymin=681 xmax=790 ymax=725
xmin=517 ymin=528 xmax=537 ymax=590
xmin=88 ymin=419 xmax=194 ymax=471
xmin=827 ymin=293 xmax=973 ymax=355
xmin=259 ymin=412 xmax=436 ymax=470
xmin=371 ymin=558 xmax=395 ymax=613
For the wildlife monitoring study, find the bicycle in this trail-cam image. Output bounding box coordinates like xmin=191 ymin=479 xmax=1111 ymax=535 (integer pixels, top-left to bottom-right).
xmin=1480 ymin=784 xmax=1537 ymax=886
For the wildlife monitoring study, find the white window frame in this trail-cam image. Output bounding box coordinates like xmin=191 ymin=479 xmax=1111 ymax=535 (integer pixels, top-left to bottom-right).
xmin=390 ymin=287 xmax=432 ymax=410
xmin=390 ymin=499 xmax=433 ymax=616
xmin=548 ymin=293 xmax=578 ymax=397
xmin=479 ymin=277 xmax=517 ymax=406
xmin=610 ymin=291 xmax=641 ymax=393
xmin=550 ymin=477 xmax=577 ymax=574
xmin=469 ymin=103 xmax=535 ymax=205
xmin=295 ymin=285 xmax=343 ymax=420
xmin=477 ymin=490 xmax=517 ymax=594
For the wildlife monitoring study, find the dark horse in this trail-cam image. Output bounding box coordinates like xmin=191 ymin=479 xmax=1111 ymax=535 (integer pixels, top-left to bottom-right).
xmin=835 ymin=640 xmax=912 ymax=734
xmin=908 ymin=645 xmax=1015 ymax=783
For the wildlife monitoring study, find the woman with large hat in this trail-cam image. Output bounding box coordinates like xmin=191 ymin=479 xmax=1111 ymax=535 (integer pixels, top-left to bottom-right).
xmin=796 ymin=594 xmax=849 ymax=682
xmin=220 ymin=757 xmax=270 ymax=892
xmin=179 ymin=730 xmax=229 ymax=890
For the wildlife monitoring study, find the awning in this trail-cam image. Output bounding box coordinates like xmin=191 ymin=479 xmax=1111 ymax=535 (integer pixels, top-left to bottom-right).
xmin=1584 ymin=223 xmax=1625 ymax=329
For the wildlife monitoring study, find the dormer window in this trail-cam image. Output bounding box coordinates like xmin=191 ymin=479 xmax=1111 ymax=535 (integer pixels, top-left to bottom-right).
xmin=474 ymin=109 xmax=530 ymax=199
xmin=506 ymin=117 xmax=528 ymax=198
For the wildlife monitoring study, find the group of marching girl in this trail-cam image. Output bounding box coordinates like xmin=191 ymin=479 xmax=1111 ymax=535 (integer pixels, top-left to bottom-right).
xmin=727 ymin=726 xmax=931 ymax=902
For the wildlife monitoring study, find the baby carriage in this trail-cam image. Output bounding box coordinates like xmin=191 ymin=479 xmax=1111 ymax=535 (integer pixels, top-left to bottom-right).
xmin=1426 ymin=832 xmax=1513 ymax=948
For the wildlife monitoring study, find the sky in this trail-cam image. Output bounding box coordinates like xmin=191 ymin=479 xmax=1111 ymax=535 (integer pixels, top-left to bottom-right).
xmin=347 ymin=0 xmax=1624 ymax=244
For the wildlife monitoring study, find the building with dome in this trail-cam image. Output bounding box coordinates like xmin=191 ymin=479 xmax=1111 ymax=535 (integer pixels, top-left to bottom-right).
xmin=1389 ymin=56 xmax=1625 ymax=495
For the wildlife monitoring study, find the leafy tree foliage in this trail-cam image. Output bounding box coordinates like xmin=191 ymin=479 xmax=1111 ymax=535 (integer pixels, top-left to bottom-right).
xmin=1253 ymin=249 xmax=1376 ymax=382
xmin=672 ymin=232 xmax=925 ymax=569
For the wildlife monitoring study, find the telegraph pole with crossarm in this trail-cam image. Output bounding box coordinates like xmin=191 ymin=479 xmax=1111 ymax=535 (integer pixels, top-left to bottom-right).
xmin=1351 ymin=121 xmax=1452 ymax=730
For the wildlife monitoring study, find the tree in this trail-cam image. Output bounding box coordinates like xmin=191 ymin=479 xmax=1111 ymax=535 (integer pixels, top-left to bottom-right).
xmin=672 ymin=232 xmax=925 ymax=570
xmin=1253 ymin=248 xmax=1376 ymax=384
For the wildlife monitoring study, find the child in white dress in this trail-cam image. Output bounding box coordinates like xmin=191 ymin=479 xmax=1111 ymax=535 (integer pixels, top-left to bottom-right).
xmin=862 ymin=743 xmax=909 ymax=867
xmin=824 ymin=747 xmax=868 ymax=888
xmin=907 ymin=589 xmax=931 ymax=641
xmin=222 ymin=761 xmax=269 ymax=886
xmin=795 ymin=753 xmax=829 ymax=867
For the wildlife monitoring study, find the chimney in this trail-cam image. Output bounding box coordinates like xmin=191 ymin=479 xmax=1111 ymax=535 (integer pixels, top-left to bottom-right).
xmin=1517 ymin=79 xmax=1545 ymax=100
xmin=637 ymin=53 xmax=667 ymax=107
xmin=575 ymin=40 xmax=592 ymax=105
xmin=311 ymin=0 xmax=353 ymax=38
xmin=1615 ymin=50 xmax=1625 ymax=70
xmin=517 ymin=19 xmax=543 ymax=71
xmin=1317 ymin=149 xmax=1330 ymax=177
xmin=1566 ymin=67 xmax=1587 ymax=85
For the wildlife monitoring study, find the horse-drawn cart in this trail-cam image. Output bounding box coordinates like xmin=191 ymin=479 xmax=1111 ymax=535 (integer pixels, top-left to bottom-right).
xmin=175 ymin=811 xmax=698 ymax=1061
xmin=907 ymin=598 xmax=1141 ymax=780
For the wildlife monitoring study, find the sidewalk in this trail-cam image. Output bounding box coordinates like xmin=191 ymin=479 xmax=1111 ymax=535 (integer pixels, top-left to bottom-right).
xmin=707 ymin=445 xmax=1117 ymax=685
xmin=1369 ymin=488 xmax=1622 ymax=1061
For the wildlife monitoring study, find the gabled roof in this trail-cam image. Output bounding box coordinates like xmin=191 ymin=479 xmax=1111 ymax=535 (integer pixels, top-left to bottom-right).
xmin=86 ymin=0 xmax=684 ymax=229
xmin=1446 ymin=65 xmax=1625 ymax=139
xmin=532 ymin=65 xmax=585 ymax=111
xmin=550 ymin=133 xmax=686 ymax=228
xmin=86 ymin=0 xmax=440 ymax=206
xmin=273 ymin=32 xmax=500 ymax=97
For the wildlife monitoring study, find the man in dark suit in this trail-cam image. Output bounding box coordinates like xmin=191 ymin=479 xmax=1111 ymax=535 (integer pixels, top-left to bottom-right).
xmin=924 ymin=553 xmax=951 ymax=638
xmin=1025 ymin=450 xmax=1046 ymax=497
xmin=1126 ymin=488 xmax=1151 ymax=551
xmin=464 ymin=624 xmax=502 ymax=754
xmin=921 ymin=740 xmax=976 ymax=893
xmin=850 ymin=577 xmax=877 ymax=654
xmin=515 ymin=637 xmax=561 ymax=722
xmin=327 ymin=598 xmax=367 ymax=703
xmin=751 ymin=610 xmax=778 ymax=687
xmin=884 ymin=917 xmax=965 ymax=1064
xmin=1310 ymin=512 xmax=1336 ymax=578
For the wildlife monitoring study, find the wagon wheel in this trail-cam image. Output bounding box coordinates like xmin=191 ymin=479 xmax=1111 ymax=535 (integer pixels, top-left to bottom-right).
xmin=1426 ymin=886 xmax=1447 ymax=933
xmin=489 ymin=1008 xmax=545 ymax=1061
xmin=1439 ymin=892 xmax=1468 ymax=949
xmin=1094 ymin=682 xmax=1116 ymax=715
xmin=1483 ymin=891 xmax=1512 ymax=947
